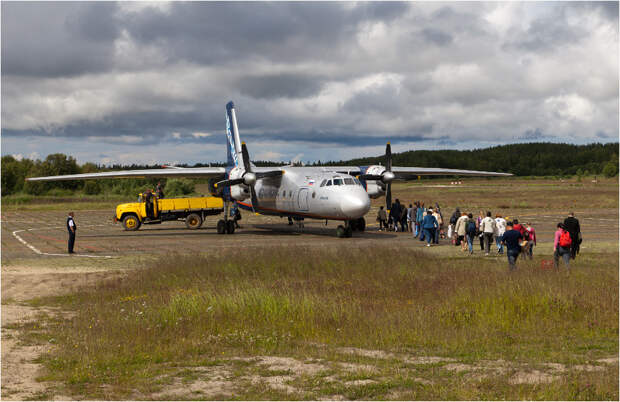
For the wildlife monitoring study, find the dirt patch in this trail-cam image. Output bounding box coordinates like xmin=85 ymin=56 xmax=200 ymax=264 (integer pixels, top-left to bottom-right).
xmin=338 ymin=362 xmax=379 ymax=373
xmin=509 ymin=370 xmax=558 ymax=385
xmin=1 ymin=265 xmax=125 ymax=400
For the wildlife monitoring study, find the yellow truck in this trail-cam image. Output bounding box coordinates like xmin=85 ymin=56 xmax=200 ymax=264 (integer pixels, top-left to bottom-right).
xmin=114 ymin=193 xmax=224 ymax=231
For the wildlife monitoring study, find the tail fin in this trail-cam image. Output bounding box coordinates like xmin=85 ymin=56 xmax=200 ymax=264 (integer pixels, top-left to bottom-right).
xmin=225 ymin=101 xmax=244 ymax=168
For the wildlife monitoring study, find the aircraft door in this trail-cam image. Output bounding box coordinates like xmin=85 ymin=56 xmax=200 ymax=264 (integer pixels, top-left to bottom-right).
xmin=298 ymin=188 xmax=309 ymax=211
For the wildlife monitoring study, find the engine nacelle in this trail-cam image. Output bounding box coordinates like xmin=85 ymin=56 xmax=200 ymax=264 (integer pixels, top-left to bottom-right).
xmin=228 ymin=166 xmax=251 ymax=201
xmin=363 ymin=165 xmax=387 ymax=198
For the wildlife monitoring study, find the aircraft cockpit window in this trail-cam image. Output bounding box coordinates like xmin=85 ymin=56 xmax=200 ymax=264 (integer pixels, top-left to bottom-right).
xmin=320 ymin=179 xmax=327 ymax=187
xmin=326 ymin=180 xmax=332 ymax=186
xmin=344 ymin=178 xmax=354 ymax=185
xmin=333 ymin=178 xmax=343 ymax=186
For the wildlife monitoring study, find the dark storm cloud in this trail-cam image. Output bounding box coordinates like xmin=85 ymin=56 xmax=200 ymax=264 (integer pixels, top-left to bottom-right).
xmin=239 ymin=73 xmax=326 ymax=100
xmin=1 ymin=2 xmax=119 ymax=77
xmin=121 ymin=2 xmax=409 ymax=66
xmin=504 ymin=13 xmax=584 ymax=52
xmin=421 ymin=28 xmax=453 ymax=47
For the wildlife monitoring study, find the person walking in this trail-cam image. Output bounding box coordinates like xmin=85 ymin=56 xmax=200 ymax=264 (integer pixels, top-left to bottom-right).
xmin=477 ymin=210 xmax=485 ymax=251
xmin=494 ymin=214 xmax=507 ymax=254
xmin=466 ymin=213 xmax=477 ymax=254
xmin=554 ymin=223 xmax=572 ymax=269
xmin=480 ymin=211 xmax=496 ymax=256
xmin=390 ymin=200 xmax=402 ymax=232
xmin=501 ymin=222 xmax=523 ymax=271
xmin=524 ymin=222 xmax=537 ymax=259
xmin=448 ymin=207 xmax=460 ymax=241
xmin=563 ymin=212 xmax=581 ymax=259
xmin=400 ymin=205 xmax=409 ymax=232
xmin=433 ymin=207 xmax=443 ymax=244
xmin=67 ymin=212 xmax=77 ymax=254
xmin=416 ymin=202 xmax=425 ymax=238
xmin=422 ymin=207 xmax=438 ymax=247
xmin=377 ymin=206 xmax=388 ymax=231
xmin=407 ymin=204 xmax=414 ymax=233
xmin=454 ymin=212 xmax=469 ymax=252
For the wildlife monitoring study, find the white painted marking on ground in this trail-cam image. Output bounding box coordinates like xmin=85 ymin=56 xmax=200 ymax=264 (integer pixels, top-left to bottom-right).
xmin=11 ymin=224 xmax=115 ymax=258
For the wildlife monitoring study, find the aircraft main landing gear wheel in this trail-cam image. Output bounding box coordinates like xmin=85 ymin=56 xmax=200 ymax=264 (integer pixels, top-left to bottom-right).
xmin=356 ymin=217 xmax=366 ymax=232
xmin=122 ymin=215 xmax=141 ymax=231
xmin=345 ymin=225 xmax=353 ymax=238
xmin=337 ymin=225 xmax=346 ymax=238
xmin=226 ymin=220 xmax=235 ymax=234
xmin=185 ymin=213 xmax=203 ymax=229
xmin=217 ymin=219 xmax=226 ymax=234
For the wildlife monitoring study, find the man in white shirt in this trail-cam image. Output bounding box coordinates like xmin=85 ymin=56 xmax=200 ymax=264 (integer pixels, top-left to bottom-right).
xmin=480 ymin=211 xmax=496 ymax=255
xmin=494 ymin=214 xmax=507 ymax=254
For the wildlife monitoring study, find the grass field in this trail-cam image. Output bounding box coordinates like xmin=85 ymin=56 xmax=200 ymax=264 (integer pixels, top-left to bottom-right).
xmin=1 ymin=177 xmax=618 ymax=400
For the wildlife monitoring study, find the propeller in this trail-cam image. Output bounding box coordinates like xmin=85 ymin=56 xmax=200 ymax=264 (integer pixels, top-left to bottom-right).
xmin=214 ymin=143 xmax=283 ymax=212
xmin=359 ymin=142 xmax=394 ymax=210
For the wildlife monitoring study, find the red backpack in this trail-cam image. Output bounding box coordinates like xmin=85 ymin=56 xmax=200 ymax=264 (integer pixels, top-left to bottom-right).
xmin=559 ymin=230 xmax=572 ymax=248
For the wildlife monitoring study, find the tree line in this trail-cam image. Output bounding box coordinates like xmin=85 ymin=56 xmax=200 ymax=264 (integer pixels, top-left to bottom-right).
xmin=325 ymin=142 xmax=619 ymax=177
xmin=1 ymin=142 xmax=618 ymax=196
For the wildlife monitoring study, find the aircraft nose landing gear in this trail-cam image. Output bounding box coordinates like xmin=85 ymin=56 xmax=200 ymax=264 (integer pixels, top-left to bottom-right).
xmin=337 ymin=222 xmax=354 ymax=238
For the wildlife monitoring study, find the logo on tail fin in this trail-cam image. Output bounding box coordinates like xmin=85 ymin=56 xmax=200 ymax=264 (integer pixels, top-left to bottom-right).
xmin=226 ymin=101 xmax=239 ymax=167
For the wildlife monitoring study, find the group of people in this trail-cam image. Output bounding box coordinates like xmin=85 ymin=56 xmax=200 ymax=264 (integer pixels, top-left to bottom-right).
xmin=377 ymin=203 xmax=583 ymax=271
xmin=376 ymin=200 xmax=445 ymax=246
xmin=143 ymin=182 xmax=165 ymax=219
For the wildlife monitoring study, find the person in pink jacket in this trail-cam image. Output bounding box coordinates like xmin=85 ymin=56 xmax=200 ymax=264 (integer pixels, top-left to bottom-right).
xmin=554 ymin=223 xmax=571 ymax=269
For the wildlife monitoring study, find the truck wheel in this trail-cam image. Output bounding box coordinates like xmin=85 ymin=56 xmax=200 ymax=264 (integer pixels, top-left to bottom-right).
xmin=122 ymin=214 xmax=141 ymax=231
xmin=226 ymin=220 xmax=235 ymax=234
xmin=185 ymin=213 xmax=202 ymax=229
xmin=217 ymin=220 xmax=226 ymax=234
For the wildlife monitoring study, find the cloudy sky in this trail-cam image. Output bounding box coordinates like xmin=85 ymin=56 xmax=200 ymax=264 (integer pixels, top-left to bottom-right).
xmin=2 ymin=1 xmax=618 ymax=165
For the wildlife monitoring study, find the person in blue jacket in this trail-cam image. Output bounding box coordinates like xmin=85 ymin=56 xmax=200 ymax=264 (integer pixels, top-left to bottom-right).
xmin=422 ymin=207 xmax=438 ymax=247
xmin=416 ymin=202 xmax=425 ymax=239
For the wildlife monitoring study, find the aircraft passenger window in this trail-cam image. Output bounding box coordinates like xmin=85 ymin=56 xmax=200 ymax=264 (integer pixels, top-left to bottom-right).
xmin=333 ymin=178 xmax=343 ymax=186
xmin=326 ymin=180 xmax=332 ymax=186
xmin=320 ymin=179 xmax=327 ymax=187
xmin=344 ymin=178 xmax=354 ymax=185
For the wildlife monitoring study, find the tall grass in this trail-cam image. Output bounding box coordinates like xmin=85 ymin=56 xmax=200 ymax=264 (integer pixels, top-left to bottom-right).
xmin=38 ymin=246 xmax=618 ymax=396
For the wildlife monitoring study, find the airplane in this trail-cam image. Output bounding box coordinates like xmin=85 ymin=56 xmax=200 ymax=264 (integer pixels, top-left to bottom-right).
xmin=27 ymin=101 xmax=512 ymax=238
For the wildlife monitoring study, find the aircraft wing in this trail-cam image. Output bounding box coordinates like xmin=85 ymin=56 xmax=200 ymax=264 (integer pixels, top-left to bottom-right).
xmin=391 ymin=166 xmax=512 ymax=179
xmin=291 ymin=166 xmax=511 ymax=178
xmin=26 ymin=167 xmax=227 ymax=182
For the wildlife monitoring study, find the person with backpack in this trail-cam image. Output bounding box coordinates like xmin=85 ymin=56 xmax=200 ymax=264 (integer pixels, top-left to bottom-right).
xmin=524 ymin=222 xmax=537 ymax=259
xmin=494 ymin=214 xmax=507 ymax=254
xmin=466 ymin=212 xmax=477 ymax=254
xmin=501 ymin=222 xmax=523 ymax=271
xmin=422 ymin=207 xmax=439 ymax=247
xmin=480 ymin=211 xmax=496 ymax=256
xmin=454 ymin=211 xmax=469 ymax=251
xmin=563 ymin=212 xmax=581 ymax=259
xmin=554 ymin=223 xmax=572 ymax=268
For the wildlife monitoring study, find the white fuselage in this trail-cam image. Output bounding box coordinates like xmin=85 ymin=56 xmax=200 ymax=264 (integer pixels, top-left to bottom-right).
xmin=234 ymin=168 xmax=371 ymax=221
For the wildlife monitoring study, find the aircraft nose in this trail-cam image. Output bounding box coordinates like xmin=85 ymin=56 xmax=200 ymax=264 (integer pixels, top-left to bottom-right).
xmin=340 ymin=192 xmax=371 ymax=219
